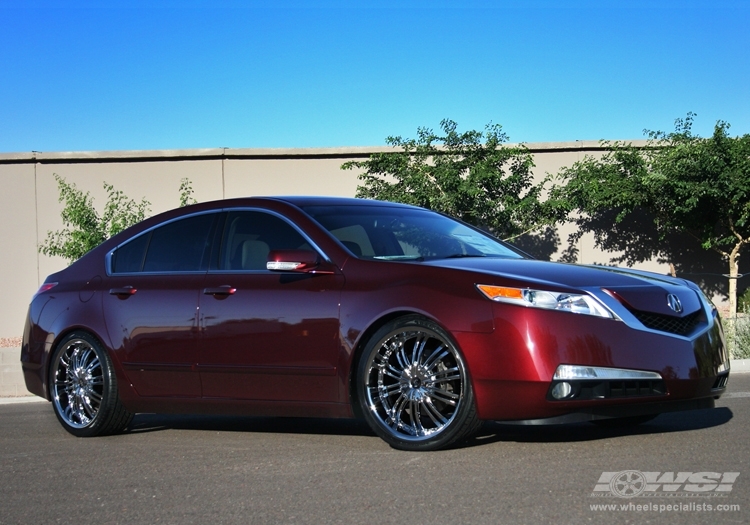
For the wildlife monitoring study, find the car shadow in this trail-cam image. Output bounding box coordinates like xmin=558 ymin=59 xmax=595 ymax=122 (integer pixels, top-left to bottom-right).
xmin=126 ymin=407 xmax=733 ymax=449
xmin=460 ymin=407 xmax=734 ymax=449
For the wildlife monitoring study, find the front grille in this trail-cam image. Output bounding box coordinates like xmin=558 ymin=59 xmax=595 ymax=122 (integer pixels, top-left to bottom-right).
xmin=712 ymin=374 xmax=729 ymax=390
xmin=606 ymin=380 xmax=667 ymax=398
xmin=631 ymin=309 xmax=703 ymax=336
xmin=547 ymin=379 xmax=667 ymax=401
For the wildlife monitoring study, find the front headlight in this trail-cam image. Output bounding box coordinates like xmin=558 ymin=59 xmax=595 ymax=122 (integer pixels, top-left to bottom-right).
xmin=476 ymin=284 xmax=616 ymax=319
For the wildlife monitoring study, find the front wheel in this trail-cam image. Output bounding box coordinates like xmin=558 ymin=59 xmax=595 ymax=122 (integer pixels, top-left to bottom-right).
xmin=49 ymin=332 xmax=133 ymax=437
xmin=357 ymin=316 xmax=481 ymax=451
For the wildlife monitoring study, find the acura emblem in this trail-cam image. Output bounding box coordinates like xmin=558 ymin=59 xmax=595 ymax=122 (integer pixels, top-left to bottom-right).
xmin=666 ymin=294 xmax=683 ymax=313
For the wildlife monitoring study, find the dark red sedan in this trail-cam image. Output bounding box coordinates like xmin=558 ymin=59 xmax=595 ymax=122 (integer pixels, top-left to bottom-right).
xmin=21 ymin=197 xmax=730 ymax=450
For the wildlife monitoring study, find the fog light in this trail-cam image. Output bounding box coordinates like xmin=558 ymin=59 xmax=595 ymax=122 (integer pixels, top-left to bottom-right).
xmin=551 ymin=381 xmax=573 ymax=400
xmin=553 ymin=364 xmax=662 ymax=380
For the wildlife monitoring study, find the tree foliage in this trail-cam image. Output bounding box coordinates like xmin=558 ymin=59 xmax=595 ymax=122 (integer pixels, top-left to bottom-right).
xmin=39 ymin=174 xmax=151 ymax=262
xmin=179 ymin=177 xmax=198 ymax=207
xmin=553 ymin=113 xmax=750 ymax=316
xmin=343 ymin=119 xmax=566 ymax=244
xmin=40 ymin=175 xmax=199 ymax=263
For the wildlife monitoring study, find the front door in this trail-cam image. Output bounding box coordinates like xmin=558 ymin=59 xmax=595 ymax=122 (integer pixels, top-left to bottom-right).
xmin=198 ymin=210 xmax=343 ymax=402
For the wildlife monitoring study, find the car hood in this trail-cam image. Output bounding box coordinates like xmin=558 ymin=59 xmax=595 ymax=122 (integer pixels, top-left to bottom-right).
xmin=424 ymin=257 xmax=704 ymax=317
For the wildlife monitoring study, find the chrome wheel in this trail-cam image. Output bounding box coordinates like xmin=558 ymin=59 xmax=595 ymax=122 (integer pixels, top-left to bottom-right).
xmin=359 ymin=316 xmax=479 ymax=450
xmin=52 ymin=337 xmax=104 ymax=428
xmin=49 ymin=332 xmax=133 ymax=437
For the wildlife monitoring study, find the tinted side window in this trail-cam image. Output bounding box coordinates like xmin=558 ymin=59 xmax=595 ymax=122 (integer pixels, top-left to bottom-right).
xmin=111 ymin=232 xmax=150 ymax=273
xmin=109 ymin=213 xmax=215 ymax=274
xmin=141 ymin=213 xmax=216 ymax=272
xmin=220 ymin=211 xmax=309 ymax=271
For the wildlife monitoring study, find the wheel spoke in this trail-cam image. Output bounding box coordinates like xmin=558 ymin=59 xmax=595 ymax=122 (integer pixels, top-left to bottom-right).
xmin=389 ymin=393 xmax=408 ymax=428
xmin=432 ymin=367 xmax=461 ymax=383
xmin=86 ymin=357 xmax=101 ymax=375
xmin=395 ymin=344 xmax=411 ymax=370
xmin=59 ymin=352 xmax=72 ymax=369
xmin=411 ymin=399 xmax=425 ymax=436
xmin=427 ymin=386 xmax=459 ymax=405
xmin=71 ymin=348 xmax=83 ymax=370
xmin=374 ymin=349 xmax=405 ymax=380
xmin=367 ymin=386 xmax=384 ymax=408
xmin=422 ymin=346 xmax=447 ymax=371
xmin=422 ymin=398 xmax=449 ymax=426
xmin=78 ymin=348 xmax=93 ymax=366
xmin=84 ymin=401 xmax=99 ymax=416
xmin=87 ymin=390 xmax=103 ymax=403
xmin=381 ymin=366 xmax=402 ymax=381
xmin=64 ymin=405 xmax=76 ymax=424
xmin=379 ymin=383 xmax=401 ymax=396
xmin=411 ymin=335 xmax=426 ymax=366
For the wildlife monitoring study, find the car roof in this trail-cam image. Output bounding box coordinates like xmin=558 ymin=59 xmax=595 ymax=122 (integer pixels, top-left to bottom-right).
xmin=265 ymin=196 xmax=423 ymax=209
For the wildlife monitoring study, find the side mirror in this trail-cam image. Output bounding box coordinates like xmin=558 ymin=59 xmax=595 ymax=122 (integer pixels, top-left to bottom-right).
xmin=266 ymin=250 xmax=335 ymax=274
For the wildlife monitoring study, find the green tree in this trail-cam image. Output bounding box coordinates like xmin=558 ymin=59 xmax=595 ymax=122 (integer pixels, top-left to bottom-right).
xmin=39 ymin=175 xmax=199 ymax=263
xmin=343 ymin=119 xmax=566 ymax=244
xmin=39 ymin=174 xmax=151 ymax=262
xmin=554 ymin=114 xmax=750 ymax=317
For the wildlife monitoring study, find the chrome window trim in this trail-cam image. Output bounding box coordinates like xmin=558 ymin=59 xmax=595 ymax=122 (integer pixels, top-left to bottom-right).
xmin=106 ymin=207 xmax=332 ymax=277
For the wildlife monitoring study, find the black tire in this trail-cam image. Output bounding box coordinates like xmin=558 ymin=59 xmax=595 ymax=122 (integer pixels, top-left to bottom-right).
xmin=357 ymin=315 xmax=481 ymax=451
xmin=49 ymin=332 xmax=133 ymax=437
xmin=591 ymin=414 xmax=658 ymax=428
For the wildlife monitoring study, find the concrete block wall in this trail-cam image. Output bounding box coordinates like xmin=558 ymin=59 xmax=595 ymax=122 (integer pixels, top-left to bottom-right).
xmin=0 ymin=142 xmax=671 ymax=341
xmin=0 ymin=348 xmax=29 ymax=397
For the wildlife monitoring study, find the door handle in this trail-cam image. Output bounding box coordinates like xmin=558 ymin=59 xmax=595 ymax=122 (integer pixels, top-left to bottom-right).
xmin=109 ymin=286 xmax=137 ymax=296
xmin=203 ymin=285 xmax=236 ymax=296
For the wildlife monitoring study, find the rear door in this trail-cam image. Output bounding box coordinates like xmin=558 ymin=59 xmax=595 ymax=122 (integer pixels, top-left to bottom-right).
xmin=102 ymin=212 xmax=218 ymax=398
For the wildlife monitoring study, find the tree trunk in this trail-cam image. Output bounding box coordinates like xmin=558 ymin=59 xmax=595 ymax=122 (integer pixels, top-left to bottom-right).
xmin=728 ymin=245 xmax=740 ymax=318
xmin=727 ymin=247 xmax=740 ymax=360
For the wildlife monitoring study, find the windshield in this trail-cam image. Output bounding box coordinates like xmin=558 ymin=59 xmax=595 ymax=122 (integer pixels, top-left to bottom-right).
xmin=302 ymin=205 xmax=525 ymax=261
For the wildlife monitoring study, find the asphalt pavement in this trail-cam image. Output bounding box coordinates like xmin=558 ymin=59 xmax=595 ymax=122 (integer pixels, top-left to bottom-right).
xmin=1 ymin=374 xmax=749 ymax=525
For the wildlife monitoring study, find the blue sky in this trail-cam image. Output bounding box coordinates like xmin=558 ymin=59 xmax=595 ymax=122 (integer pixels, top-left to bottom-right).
xmin=0 ymin=1 xmax=748 ymax=152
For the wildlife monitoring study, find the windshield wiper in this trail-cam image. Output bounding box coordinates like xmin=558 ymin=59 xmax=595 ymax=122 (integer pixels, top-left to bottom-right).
xmin=442 ymin=253 xmax=487 ymax=259
xmin=372 ymin=255 xmax=425 ymax=261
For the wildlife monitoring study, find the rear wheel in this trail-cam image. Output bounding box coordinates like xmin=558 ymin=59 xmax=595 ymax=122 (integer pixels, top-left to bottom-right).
xmin=49 ymin=332 xmax=133 ymax=437
xmin=357 ymin=315 xmax=481 ymax=451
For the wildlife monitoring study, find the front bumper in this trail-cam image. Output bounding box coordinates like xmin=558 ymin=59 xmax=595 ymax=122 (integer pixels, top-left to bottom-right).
xmin=456 ymin=303 xmax=729 ymax=422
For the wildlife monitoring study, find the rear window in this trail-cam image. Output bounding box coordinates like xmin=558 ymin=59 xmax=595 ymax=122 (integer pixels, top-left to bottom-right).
xmin=111 ymin=213 xmax=217 ymax=273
